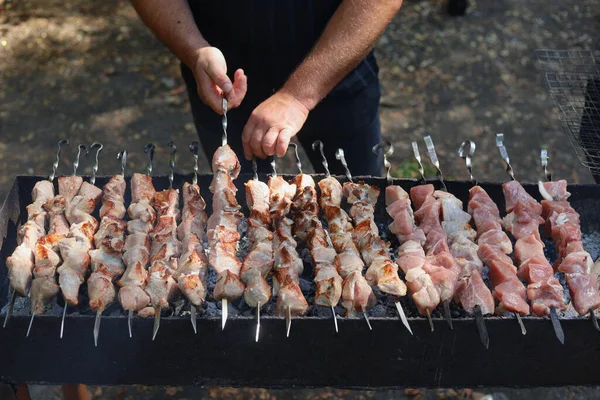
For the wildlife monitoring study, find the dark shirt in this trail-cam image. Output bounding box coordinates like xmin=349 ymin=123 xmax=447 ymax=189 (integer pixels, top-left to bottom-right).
xmin=186 ymin=0 xmax=379 ymax=103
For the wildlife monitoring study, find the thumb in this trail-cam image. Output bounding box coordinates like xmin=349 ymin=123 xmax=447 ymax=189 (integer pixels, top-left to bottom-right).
xmin=204 ymin=58 xmax=233 ymax=97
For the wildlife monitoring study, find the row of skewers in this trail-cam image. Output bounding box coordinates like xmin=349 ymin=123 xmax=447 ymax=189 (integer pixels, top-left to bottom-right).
xmin=3 ymin=107 xmax=600 ymax=348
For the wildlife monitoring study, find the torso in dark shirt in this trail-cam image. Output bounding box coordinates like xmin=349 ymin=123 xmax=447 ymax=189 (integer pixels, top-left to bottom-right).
xmin=187 ymin=0 xmax=379 ymax=103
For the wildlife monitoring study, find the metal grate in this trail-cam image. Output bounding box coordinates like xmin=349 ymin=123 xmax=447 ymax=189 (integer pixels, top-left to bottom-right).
xmin=535 ymin=49 xmax=600 ymax=180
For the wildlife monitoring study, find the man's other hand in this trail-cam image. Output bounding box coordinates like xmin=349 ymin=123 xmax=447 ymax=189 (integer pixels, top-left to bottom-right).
xmin=241 ymin=90 xmax=309 ymax=160
xmin=192 ymin=47 xmax=247 ymax=114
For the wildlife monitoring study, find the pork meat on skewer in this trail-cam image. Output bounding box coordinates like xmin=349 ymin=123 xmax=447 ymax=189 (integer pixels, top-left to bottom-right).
xmin=88 ymin=157 xmax=128 ymax=346
xmin=291 ymin=170 xmax=342 ymax=332
xmin=240 ymin=163 xmax=273 ymax=341
xmin=539 ymin=178 xmax=600 ymax=320
xmin=269 ymin=171 xmax=308 ymax=335
xmin=208 ymin=144 xmax=245 ymax=330
xmin=117 ymin=171 xmax=156 ymax=336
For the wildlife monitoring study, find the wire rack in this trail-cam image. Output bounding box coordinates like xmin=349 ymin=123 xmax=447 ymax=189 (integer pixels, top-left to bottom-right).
xmin=535 ymin=49 xmax=600 ymax=179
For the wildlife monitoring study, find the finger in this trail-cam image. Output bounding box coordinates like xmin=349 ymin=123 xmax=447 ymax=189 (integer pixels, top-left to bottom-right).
xmin=250 ymin=128 xmax=268 ymax=160
xmin=196 ymin=74 xmax=223 ymax=114
xmin=242 ymin=118 xmax=257 ymax=160
xmin=228 ymin=69 xmax=248 ymax=109
xmin=275 ymin=128 xmax=296 ymax=158
xmin=262 ymin=127 xmax=280 ymax=157
xmin=204 ymin=58 xmax=234 ymax=98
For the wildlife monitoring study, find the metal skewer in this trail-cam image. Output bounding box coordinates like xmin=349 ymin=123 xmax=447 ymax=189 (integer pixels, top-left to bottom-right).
xmin=459 ymin=140 xmax=527 ymax=337
xmin=60 ymin=144 xmax=87 ymax=339
xmin=189 ymin=142 xmax=200 ymax=333
xmin=411 ymin=141 xmax=435 ymax=332
xmin=539 ymin=148 xmax=599 ymax=333
xmin=151 ymin=142 xmax=178 ymax=341
xmin=7 ymin=139 xmax=69 ymax=330
xmin=496 ymin=133 xmax=564 ymax=344
xmin=372 ymin=141 xmax=414 ymax=336
xmin=93 ymin=148 xmax=126 ymax=346
xmin=222 ymin=96 xmax=228 ymax=146
xmin=335 ymin=148 xmax=373 ymax=331
xmin=311 ymin=141 xmax=330 ymax=178
xmin=127 ymin=143 xmax=155 ymax=337
xmin=251 ymin=156 xmax=264 ymax=342
xmin=290 ymin=142 xmax=339 ymax=333
xmin=423 ymin=136 xmax=455 ymax=331
xmin=89 ymin=142 xmax=104 ymax=185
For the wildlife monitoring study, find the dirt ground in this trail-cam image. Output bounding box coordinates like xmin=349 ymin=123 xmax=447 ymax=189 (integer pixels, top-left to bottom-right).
xmin=1 ymin=0 xmax=600 ymax=398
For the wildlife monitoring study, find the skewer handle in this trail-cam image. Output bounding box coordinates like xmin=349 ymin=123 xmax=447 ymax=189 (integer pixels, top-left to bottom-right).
xmin=117 ymin=150 xmax=128 ymax=177
xmin=144 ymin=143 xmax=155 ymax=177
xmin=458 ymin=140 xmax=477 ymax=185
xmin=311 ymin=140 xmax=330 ymax=177
xmin=289 ymin=142 xmax=303 ymax=174
xmin=89 ymin=142 xmax=103 ymax=185
xmin=168 ymin=141 xmax=177 ymax=189
xmin=541 ymin=148 xmax=552 ymax=182
xmin=372 ymin=141 xmax=394 ymax=186
xmin=189 ymin=141 xmax=199 ymax=185
xmin=50 ymin=139 xmax=69 ymax=182
xmin=335 ymin=148 xmax=353 ymax=182
xmin=221 ymin=96 xmax=228 ymax=146
xmin=73 ymin=144 xmax=87 ymax=177
xmin=424 ymin=135 xmax=447 ymax=191
xmin=411 ymin=141 xmax=426 ymax=183
xmin=495 ymin=133 xmax=516 ymax=181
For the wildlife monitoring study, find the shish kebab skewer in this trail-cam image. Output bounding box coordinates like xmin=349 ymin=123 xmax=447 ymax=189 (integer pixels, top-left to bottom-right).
xmin=28 ymin=144 xmax=87 ymax=337
xmin=89 ymin=150 xmax=129 ymax=346
xmin=146 ymin=142 xmax=182 ymax=340
xmin=495 ymin=133 xmax=566 ymax=344
xmin=380 ymin=141 xmax=438 ymax=332
xmin=538 ymin=149 xmax=600 ymax=330
xmin=117 ymin=144 xmax=157 ymax=337
xmin=240 ymin=157 xmax=273 ymax=342
xmin=335 ymin=147 xmax=412 ymax=335
xmin=422 ymin=136 xmax=492 ymax=348
xmin=311 ymin=141 xmax=376 ymax=330
xmin=409 ymin=141 xmax=460 ymax=330
xmin=458 ymin=140 xmax=528 ymax=336
xmin=58 ymin=143 xmax=105 ymax=338
xmin=174 ymin=142 xmax=209 ymax=334
xmin=289 ymin=143 xmax=342 ymax=333
xmin=208 ymin=97 xmax=245 ymax=330
xmin=268 ymin=156 xmax=309 ymax=337
xmin=5 ymin=139 xmax=69 ymax=328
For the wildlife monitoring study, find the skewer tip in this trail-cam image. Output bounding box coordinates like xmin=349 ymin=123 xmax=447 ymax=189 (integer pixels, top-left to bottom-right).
xmin=474 ymin=305 xmax=489 ymax=350
xmin=93 ymin=310 xmax=102 ymax=347
xmin=426 ymin=309 xmax=434 ymax=332
xmin=363 ymin=311 xmax=373 ymax=331
xmin=395 ymin=301 xmax=413 ymax=336
xmin=549 ymin=307 xmax=565 ymax=345
xmin=443 ymin=300 xmax=454 ymax=330
xmin=332 ymin=306 xmax=339 ymax=333
xmin=60 ymin=303 xmax=67 ymax=339
xmin=286 ymin=306 xmax=292 ymax=337
xmin=515 ymin=312 xmax=527 ymax=335
xmin=255 ymin=303 xmax=261 ymax=343
xmin=152 ymin=307 xmax=161 ymax=341
xmin=191 ymin=306 xmax=197 ymax=334
xmin=128 ymin=309 xmax=133 ymax=338
xmin=26 ymin=311 xmax=36 ymax=338
xmin=221 ymin=299 xmax=228 ymax=331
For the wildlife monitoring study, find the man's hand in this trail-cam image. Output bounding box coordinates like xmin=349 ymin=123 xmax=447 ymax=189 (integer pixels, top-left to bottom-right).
xmin=192 ymin=47 xmax=247 ymax=114
xmin=241 ymin=90 xmax=309 ymax=160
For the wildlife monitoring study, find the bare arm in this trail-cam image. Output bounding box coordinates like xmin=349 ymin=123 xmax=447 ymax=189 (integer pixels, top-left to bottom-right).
xmin=129 ymin=0 xmax=247 ymax=112
xmin=283 ymin=0 xmax=403 ymax=110
xmin=242 ymin=0 xmax=402 ymax=159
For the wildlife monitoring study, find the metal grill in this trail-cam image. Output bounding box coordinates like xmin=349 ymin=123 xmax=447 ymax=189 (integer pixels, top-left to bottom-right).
xmin=535 ymin=49 xmax=600 ymax=181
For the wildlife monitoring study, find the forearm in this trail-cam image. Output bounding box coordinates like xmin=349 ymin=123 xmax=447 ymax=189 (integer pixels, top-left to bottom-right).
xmin=281 ymin=0 xmax=402 ymax=110
xmin=130 ymin=0 xmax=209 ymax=70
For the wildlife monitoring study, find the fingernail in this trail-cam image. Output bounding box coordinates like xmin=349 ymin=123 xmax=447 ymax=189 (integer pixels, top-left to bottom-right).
xmin=223 ymin=83 xmax=233 ymax=93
